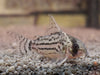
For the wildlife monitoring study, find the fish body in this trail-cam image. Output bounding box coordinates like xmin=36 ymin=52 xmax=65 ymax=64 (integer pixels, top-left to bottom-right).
xmin=31 ymin=32 xmax=72 ymax=53
xmin=8 ymin=15 xmax=88 ymax=64
xmin=16 ymin=31 xmax=72 ymax=60
xmin=29 ymin=31 xmax=72 ymax=59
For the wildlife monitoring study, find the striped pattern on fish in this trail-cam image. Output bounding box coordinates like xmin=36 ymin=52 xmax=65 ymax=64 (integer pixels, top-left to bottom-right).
xmin=30 ymin=32 xmax=72 ymax=53
xmin=10 ymin=31 xmax=72 ymax=55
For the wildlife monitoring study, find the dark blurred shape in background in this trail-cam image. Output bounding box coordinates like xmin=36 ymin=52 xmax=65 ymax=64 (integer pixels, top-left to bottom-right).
xmin=0 ymin=0 xmax=99 ymax=28
xmin=86 ymin=0 xmax=99 ymax=28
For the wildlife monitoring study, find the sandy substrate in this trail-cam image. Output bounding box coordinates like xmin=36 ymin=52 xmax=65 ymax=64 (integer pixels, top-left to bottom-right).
xmin=0 ymin=25 xmax=100 ymax=75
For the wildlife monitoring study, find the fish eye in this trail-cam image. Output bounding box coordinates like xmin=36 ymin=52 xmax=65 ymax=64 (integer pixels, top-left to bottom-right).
xmin=73 ymin=44 xmax=79 ymax=49
xmin=72 ymin=43 xmax=79 ymax=56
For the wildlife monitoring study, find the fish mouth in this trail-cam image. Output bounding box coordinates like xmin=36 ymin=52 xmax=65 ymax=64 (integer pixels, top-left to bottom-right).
xmin=67 ymin=48 xmax=87 ymax=59
xmin=79 ymin=48 xmax=89 ymax=58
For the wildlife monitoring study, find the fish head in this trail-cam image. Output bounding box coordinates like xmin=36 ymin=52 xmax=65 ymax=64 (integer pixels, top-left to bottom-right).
xmin=68 ymin=35 xmax=88 ymax=59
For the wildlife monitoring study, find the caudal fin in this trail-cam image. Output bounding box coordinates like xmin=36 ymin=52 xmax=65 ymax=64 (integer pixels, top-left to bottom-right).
xmin=7 ymin=31 xmax=32 ymax=55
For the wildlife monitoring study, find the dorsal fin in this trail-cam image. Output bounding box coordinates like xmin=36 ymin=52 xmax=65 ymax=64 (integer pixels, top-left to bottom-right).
xmin=45 ymin=15 xmax=62 ymax=35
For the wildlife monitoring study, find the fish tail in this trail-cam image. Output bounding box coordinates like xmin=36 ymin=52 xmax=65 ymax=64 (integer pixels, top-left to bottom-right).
xmin=7 ymin=31 xmax=32 ymax=55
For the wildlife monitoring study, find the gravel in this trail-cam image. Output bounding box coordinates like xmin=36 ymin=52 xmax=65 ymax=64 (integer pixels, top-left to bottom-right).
xmin=0 ymin=26 xmax=100 ymax=75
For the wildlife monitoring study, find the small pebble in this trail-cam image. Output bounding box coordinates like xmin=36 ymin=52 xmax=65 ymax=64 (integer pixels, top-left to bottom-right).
xmin=7 ymin=66 xmax=15 ymax=72
xmin=0 ymin=60 xmax=4 ymax=65
xmin=23 ymin=65 xmax=28 ymax=69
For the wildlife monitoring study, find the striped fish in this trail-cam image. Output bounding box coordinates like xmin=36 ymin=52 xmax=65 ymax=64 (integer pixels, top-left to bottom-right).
xmin=8 ymin=15 xmax=88 ymax=62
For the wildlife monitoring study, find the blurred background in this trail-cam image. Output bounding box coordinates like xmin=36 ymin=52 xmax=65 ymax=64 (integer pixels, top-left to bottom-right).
xmin=0 ymin=0 xmax=99 ymax=28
